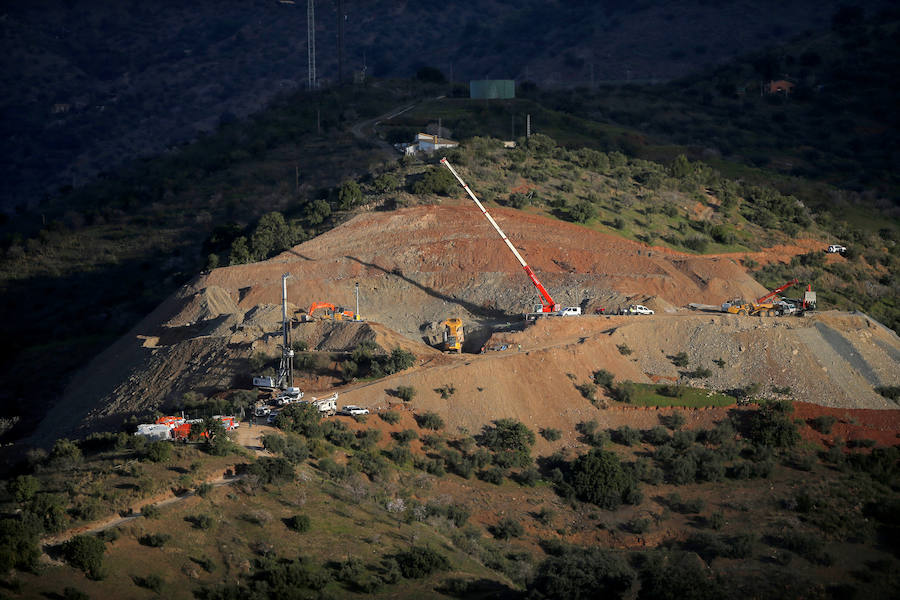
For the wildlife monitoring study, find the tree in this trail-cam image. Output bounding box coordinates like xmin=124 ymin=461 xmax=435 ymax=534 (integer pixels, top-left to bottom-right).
xmin=250 ymin=212 xmax=291 ymax=259
xmin=8 ymin=475 xmax=40 ymax=503
xmin=480 ymin=419 xmax=536 ymax=454
xmin=530 ymin=546 xmax=634 ymax=600
xmin=671 ymin=154 xmax=691 ymax=179
xmin=394 ymin=546 xmax=450 ymax=578
xmin=228 ymin=236 xmax=252 ymax=265
xmin=144 ymin=440 xmax=172 ymax=463
xmin=338 ymin=180 xmax=363 ymax=210
xmin=305 ymin=198 xmax=331 ymax=226
xmin=569 ymin=449 xmax=639 ymax=510
xmin=62 ymin=535 xmax=106 ymax=580
xmin=569 ymin=200 xmax=596 ymax=224
xmin=747 ymin=400 xmax=799 ymax=448
xmin=412 ymin=167 xmax=457 ymax=196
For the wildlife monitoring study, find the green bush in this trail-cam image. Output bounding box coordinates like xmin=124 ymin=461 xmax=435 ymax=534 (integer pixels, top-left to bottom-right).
xmin=810 ymin=415 xmax=837 ymax=434
xmin=541 ymin=428 xmax=562 ymax=441
xmin=392 ymin=429 xmax=419 ymax=444
xmin=670 ymin=352 xmax=689 ymax=367
xmin=530 ymin=545 xmax=634 ymax=599
xmin=569 ymin=449 xmax=639 ymax=510
xmin=576 ymin=381 xmax=597 ymax=402
xmin=491 ymin=517 xmax=524 ymax=540
xmin=286 ymin=514 xmax=311 ymax=533
xmin=143 ymin=440 xmax=172 ymax=463
xmin=747 ymin=400 xmax=800 ymax=448
xmin=416 ymin=411 xmax=445 ymax=430
xmin=412 ymin=167 xmax=457 ymax=196
xmin=592 ymin=369 xmax=614 ymax=388
xmin=612 ymin=426 xmax=640 ymax=446
xmin=139 ymin=533 xmax=171 ymax=548
xmin=0 ymin=516 xmax=41 ymax=572
xmin=8 ymin=475 xmax=40 ymax=503
xmin=62 ymin=535 xmax=106 ymax=579
xmin=133 ymin=573 xmax=164 ymax=593
xmin=394 ymin=546 xmax=450 ymax=578
xmin=380 ymin=410 xmax=401 ymax=424
xmin=141 ymin=503 xmax=161 ymax=519
xmin=480 ymin=419 xmax=536 ymax=454
xmin=396 ymin=385 xmax=417 ymax=402
xmin=249 ymin=456 xmax=295 ymax=485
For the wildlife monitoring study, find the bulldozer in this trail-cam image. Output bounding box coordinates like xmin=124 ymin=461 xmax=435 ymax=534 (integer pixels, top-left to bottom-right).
xmin=302 ymin=301 xmax=358 ymax=322
xmin=424 ymin=318 xmax=465 ymax=353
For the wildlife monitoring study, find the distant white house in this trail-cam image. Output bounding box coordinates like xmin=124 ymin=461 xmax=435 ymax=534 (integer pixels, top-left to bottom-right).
xmin=395 ymin=132 xmax=459 ymax=155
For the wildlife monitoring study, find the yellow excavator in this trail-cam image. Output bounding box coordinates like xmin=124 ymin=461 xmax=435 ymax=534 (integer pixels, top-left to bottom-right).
xmin=424 ymin=318 xmax=465 ymax=353
xmin=722 ymin=279 xmax=800 ymax=317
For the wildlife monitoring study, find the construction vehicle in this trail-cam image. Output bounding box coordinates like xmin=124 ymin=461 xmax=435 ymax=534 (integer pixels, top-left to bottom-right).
xmin=298 ymin=392 xmax=338 ymax=416
xmin=424 ymin=318 xmax=465 ymax=353
xmin=441 ymin=158 xmax=565 ymax=317
xmin=304 ymin=301 xmax=358 ymax=321
xmin=722 ymin=279 xmax=804 ymax=317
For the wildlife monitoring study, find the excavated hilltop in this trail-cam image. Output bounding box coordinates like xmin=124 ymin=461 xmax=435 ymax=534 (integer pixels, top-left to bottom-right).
xmin=31 ymin=205 xmax=900 ymax=444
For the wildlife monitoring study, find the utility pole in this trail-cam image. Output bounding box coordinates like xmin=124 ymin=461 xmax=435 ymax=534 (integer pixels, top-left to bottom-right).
xmin=337 ymin=0 xmax=344 ymax=84
xmin=526 ymin=114 xmax=531 ymax=138
xmin=307 ymin=0 xmax=316 ymax=90
xmin=355 ymin=282 xmax=359 ymax=318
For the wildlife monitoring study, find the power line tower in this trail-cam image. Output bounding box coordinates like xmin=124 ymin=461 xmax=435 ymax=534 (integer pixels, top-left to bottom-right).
xmin=307 ymin=0 xmax=316 ymax=90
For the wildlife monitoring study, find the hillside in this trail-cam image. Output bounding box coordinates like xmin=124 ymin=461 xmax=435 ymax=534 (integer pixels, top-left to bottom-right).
xmin=2 ymin=0 xmax=889 ymax=212
xmin=29 ymin=202 xmax=900 ymax=446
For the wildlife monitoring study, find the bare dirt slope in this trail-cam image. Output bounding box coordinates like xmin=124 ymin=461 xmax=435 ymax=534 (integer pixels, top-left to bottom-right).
xmin=32 ymin=206 xmax=899 ymax=444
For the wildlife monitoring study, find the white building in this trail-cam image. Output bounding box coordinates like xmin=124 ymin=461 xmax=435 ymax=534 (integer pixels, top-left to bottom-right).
xmin=395 ymin=132 xmax=459 ymax=155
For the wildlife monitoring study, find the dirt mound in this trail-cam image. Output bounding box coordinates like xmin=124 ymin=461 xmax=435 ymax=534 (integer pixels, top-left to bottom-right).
xmin=30 ymin=206 xmax=898 ymax=444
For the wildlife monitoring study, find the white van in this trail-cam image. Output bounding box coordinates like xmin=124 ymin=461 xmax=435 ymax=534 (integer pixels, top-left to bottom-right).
xmin=558 ymin=307 xmax=582 ymax=316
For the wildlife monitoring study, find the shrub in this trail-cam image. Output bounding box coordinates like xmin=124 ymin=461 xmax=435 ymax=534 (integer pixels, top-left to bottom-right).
xmin=412 ymin=167 xmax=457 ymax=196
xmin=396 ymin=385 xmax=417 ymax=402
xmin=610 ymin=382 xmax=635 ymax=403
xmin=592 ymin=369 xmax=615 ymax=388
xmin=660 ymin=412 xmax=687 ymax=431
xmin=616 ymin=344 xmax=632 ymax=355
xmin=133 ymin=573 xmax=164 ymax=593
xmin=747 ymin=400 xmax=800 ymax=448
xmin=143 ymin=440 xmax=171 ymax=463
xmin=416 ymin=411 xmax=445 ymax=430
xmin=0 ymin=518 xmax=39 ymax=574
xmin=575 ymin=381 xmax=597 ymax=402
xmin=810 ymin=415 xmax=837 ymax=434
xmin=530 ymin=546 xmax=634 ymax=599
xmin=480 ymin=419 xmax=536 ymax=453
xmin=8 ymin=475 xmax=40 ymax=503
xmin=569 ymin=449 xmax=639 ymax=510
xmin=141 ymin=503 xmax=161 ymax=519
xmin=380 ymin=410 xmax=401 ymax=425
xmin=388 ymin=445 xmax=413 ymax=466
xmin=394 ymin=546 xmax=450 ymax=578
xmin=479 ymin=467 xmax=506 ymax=485
xmin=62 ymin=535 xmax=106 ymax=579
xmin=139 ymin=533 xmax=171 ymax=548
xmin=643 ymin=426 xmax=671 ymax=445
xmin=190 ymin=514 xmax=214 ymax=530
xmin=670 ymin=352 xmax=689 ymax=367
xmin=249 ymin=456 xmax=295 ymax=485
xmin=491 ymin=517 xmax=524 ymax=540
xmin=612 ymin=426 xmax=640 ymax=446
xmin=392 ymin=429 xmax=418 ymax=444
xmin=286 ymin=514 xmax=311 ymax=533
xmin=435 ymin=384 xmax=456 ymax=399
xmin=541 ymin=428 xmax=562 ymax=441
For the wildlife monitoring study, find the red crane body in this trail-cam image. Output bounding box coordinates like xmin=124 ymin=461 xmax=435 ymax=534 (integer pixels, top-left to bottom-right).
xmin=440 ymin=158 xmax=560 ymax=313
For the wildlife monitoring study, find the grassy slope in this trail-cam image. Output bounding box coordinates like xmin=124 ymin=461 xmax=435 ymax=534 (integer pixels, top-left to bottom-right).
xmin=4 ymin=408 xmax=899 ymax=598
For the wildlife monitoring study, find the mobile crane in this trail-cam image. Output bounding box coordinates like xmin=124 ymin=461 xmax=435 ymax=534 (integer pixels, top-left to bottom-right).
xmin=722 ymin=279 xmax=802 ymax=317
xmin=440 ymin=158 xmax=562 ymax=316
